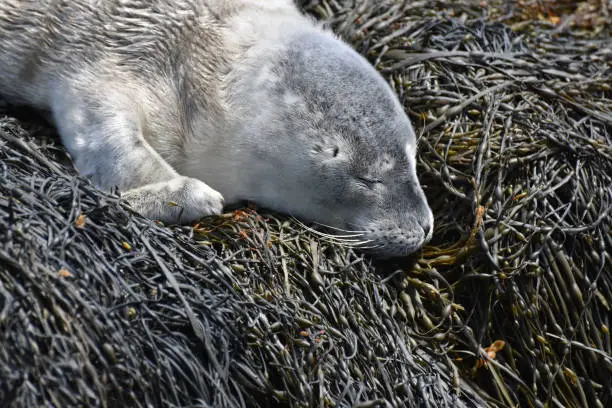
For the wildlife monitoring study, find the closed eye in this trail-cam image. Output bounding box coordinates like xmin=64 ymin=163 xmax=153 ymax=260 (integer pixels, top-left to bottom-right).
xmin=356 ymin=176 xmax=383 ymax=188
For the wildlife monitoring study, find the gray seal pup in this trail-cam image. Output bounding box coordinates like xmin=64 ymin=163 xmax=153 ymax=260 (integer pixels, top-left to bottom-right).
xmin=0 ymin=0 xmax=433 ymax=257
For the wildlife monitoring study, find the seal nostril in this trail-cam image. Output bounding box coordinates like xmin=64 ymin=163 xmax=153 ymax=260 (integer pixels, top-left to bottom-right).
xmin=422 ymin=223 xmax=431 ymax=237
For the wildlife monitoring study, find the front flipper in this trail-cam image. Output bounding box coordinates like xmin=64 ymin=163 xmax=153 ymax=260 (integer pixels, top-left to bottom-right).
xmin=122 ymin=176 xmax=224 ymax=224
xmin=51 ymin=76 xmax=223 ymax=224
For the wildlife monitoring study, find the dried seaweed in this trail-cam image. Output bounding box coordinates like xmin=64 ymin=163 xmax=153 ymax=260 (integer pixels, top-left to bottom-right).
xmin=1 ymin=1 xmax=611 ymax=407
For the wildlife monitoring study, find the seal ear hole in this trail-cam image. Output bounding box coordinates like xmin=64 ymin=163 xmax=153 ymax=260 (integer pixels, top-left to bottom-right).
xmin=332 ymin=146 xmax=339 ymax=157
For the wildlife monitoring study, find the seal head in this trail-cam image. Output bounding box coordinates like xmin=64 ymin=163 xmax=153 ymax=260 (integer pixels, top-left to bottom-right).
xmin=208 ymin=31 xmax=434 ymax=257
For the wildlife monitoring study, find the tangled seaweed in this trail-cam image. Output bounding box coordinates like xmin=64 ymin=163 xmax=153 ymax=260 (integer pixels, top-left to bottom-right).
xmin=1 ymin=1 xmax=611 ymax=407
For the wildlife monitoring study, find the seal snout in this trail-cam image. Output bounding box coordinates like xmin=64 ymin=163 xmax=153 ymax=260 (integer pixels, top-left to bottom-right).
xmin=357 ymin=210 xmax=433 ymax=258
xmin=421 ymin=220 xmax=432 ymax=241
xmin=419 ymin=205 xmax=435 ymax=244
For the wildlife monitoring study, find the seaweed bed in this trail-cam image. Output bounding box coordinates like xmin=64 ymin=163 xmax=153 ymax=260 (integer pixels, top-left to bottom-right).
xmin=1 ymin=0 xmax=610 ymax=407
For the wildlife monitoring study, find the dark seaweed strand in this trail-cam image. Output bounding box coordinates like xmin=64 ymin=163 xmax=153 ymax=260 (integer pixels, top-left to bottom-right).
xmin=1 ymin=1 xmax=611 ymax=407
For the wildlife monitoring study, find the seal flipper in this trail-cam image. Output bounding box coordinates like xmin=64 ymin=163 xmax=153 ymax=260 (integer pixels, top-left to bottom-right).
xmin=50 ymin=77 xmax=224 ymax=224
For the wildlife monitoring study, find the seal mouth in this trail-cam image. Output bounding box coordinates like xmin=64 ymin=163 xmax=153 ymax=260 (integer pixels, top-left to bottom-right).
xmin=351 ymin=227 xmax=429 ymax=259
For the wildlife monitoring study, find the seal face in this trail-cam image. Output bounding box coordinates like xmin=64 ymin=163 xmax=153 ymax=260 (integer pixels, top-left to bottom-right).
xmin=0 ymin=0 xmax=433 ymax=257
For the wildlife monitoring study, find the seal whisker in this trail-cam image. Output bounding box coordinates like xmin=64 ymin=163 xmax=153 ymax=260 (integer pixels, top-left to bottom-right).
xmin=291 ymin=217 xmax=366 ymax=240
xmin=290 ymin=217 xmax=367 ymax=237
xmin=291 ymin=218 xmax=371 ymax=248
xmin=308 ymin=221 xmax=369 ymax=235
xmin=343 ymin=240 xmax=374 ymax=247
xmin=357 ymin=243 xmax=385 ymax=250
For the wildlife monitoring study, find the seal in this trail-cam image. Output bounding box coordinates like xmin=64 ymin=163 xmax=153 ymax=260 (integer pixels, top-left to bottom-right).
xmin=0 ymin=0 xmax=433 ymax=257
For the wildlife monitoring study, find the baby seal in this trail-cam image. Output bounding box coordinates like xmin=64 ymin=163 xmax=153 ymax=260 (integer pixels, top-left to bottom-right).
xmin=0 ymin=0 xmax=433 ymax=257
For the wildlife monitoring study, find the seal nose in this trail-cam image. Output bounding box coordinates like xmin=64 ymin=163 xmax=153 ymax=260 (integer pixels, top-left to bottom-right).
xmin=420 ymin=207 xmax=434 ymax=242
xmin=422 ymin=223 xmax=431 ymax=237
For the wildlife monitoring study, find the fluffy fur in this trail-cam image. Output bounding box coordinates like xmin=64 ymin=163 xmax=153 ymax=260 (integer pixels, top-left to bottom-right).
xmin=0 ymin=0 xmax=433 ymax=257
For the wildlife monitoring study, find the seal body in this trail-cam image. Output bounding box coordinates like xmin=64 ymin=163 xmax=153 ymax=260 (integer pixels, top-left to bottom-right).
xmin=0 ymin=0 xmax=433 ymax=257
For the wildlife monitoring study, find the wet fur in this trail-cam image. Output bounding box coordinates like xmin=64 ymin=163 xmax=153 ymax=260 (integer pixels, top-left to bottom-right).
xmin=0 ymin=0 xmax=433 ymax=257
